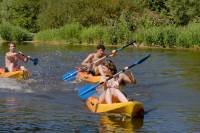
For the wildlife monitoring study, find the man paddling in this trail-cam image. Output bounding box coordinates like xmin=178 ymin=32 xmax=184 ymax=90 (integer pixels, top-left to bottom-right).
xmin=81 ymin=43 xmax=107 ymax=75
xmin=5 ymin=43 xmax=29 ymax=72
xmin=81 ymin=43 xmax=136 ymax=84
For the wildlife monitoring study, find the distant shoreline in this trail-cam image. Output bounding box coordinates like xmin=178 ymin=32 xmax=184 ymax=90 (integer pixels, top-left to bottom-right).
xmin=1 ymin=39 xmax=200 ymax=51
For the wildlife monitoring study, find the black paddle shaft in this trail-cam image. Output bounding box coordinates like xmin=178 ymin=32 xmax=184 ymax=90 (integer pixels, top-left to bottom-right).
xmin=99 ymin=54 xmax=151 ymax=85
xmin=18 ymin=52 xmax=38 ymax=65
xmin=115 ymin=40 xmax=136 ymax=52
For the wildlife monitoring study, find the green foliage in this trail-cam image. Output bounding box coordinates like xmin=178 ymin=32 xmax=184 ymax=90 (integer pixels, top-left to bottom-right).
xmin=0 ymin=0 xmax=40 ymax=32
xmin=35 ymin=23 xmax=82 ymax=43
xmin=60 ymin=23 xmax=82 ymax=43
xmin=106 ymin=11 xmax=134 ymax=44
xmin=135 ymin=23 xmax=200 ymax=48
xmin=0 ymin=23 xmax=12 ymax=41
xmin=136 ymin=26 xmax=177 ymax=47
xmin=0 ymin=23 xmax=33 ymax=41
xmin=144 ymin=0 xmax=168 ymax=12
xmin=166 ymin=0 xmax=200 ymax=25
xmin=176 ymin=23 xmax=200 ymax=47
xmin=80 ymin=25 xmax=109 ymax=44
xmin=37 ymin=0 xmax=74 ymax=30
xmin=34 ymin=29 xmax=62 ymax=41
xmin=1 ymin=0 xmax=199 ymax=48
xmin=37 ymin=0 xmax=141 ymax=29
xmin=163 ymin=26 xmax=177 ymax=47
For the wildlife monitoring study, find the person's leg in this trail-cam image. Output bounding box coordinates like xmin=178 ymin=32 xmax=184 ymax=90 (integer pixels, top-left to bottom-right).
xmin=112 ymin=89 xmax=128 ymax=103
xmin=99 ymin=91 xmax=105 ymax=103
xmin=105 ymin=89 xmax=112 ymax=104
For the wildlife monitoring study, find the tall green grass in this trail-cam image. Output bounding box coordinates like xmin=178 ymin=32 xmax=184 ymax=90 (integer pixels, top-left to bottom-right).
xmin=34 ymin=23 xmax=134 ymax=45
xmin=80 ymin=25 xmax=110 ymax=44
xmin=34 ymin=23 xmax=82 ymax=43
xmin=34 ymin=22 xmax=200 ymax=48
xmin=0 ymin=23 xmax=32 ymax=42
xmin=135 ymin=23 xmax=200 ymax=48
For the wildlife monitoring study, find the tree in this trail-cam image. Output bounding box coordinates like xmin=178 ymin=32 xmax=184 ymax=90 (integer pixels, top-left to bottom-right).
xmin=0 ymin=0 xmax=40 ymax=32
xmin=166 ymin=0 xmax=200 ymax=25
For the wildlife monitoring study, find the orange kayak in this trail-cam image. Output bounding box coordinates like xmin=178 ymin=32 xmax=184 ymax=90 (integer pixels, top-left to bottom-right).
xmin=0 ymin=68 xmax=30 ymax=80
xmin=86 ymin=96 xmax=144 ymax=118
xmin=76 ymin=72 xmax=101 ymax=83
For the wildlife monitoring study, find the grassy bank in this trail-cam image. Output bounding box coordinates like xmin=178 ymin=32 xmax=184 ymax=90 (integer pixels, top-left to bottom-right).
xmin=1 ymin=22 xmax=200 ymax=49
xmin=34 ymin=22 xmax=133 ymax=45
xmin=34 ymin=22 xmax=200 ymax=48
xmin=135 ymin=23 xmax=200 ymax=48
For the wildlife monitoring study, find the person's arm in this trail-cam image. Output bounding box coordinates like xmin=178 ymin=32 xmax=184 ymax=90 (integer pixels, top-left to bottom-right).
xmin=17 ymin=53 xmax=28 ymax=63
xmin=98 ymin=65 xmax=106 ymax=76
xmin=118 ymin=72 xmax=136 ymax=85
xmin=81 ymin=54 xmax=93 ymax=67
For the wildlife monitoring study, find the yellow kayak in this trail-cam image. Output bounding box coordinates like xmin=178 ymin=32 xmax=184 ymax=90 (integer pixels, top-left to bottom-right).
xmin=76 ymin=72 xmax=101 ymax=83
xmin=0 ymin=68 xmax=30 ymax=80
xmin=86 ymin=96 xmax=144 ymax=118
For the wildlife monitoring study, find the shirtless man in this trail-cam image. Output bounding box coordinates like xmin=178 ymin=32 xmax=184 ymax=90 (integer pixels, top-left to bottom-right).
xmin=5 ymin=43 xmax=28 ymax=72
xmin=81 ymin=43 xmax=106 ymax=75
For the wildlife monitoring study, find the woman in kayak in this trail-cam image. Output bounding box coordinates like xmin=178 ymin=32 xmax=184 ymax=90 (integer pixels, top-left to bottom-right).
xmin=5 ymin=43 xmax=29 ymax=72
xmin=98 ymin=59 xmax=136 ymax=85
xmin=98 ymin=59 xmax=131 ymax=104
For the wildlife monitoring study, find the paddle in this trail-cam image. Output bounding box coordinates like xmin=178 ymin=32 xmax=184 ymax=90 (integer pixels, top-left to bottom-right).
xmin=18 ymin=52 xmax=39 ymax=65
xmin=78 ymin=54 xmax=151 ymax=100
xmin=63 ymin=40 xmax=136 ymax=81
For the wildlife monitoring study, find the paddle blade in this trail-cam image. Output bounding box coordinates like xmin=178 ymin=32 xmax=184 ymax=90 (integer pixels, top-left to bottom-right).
xmin=63 ymin=70 xmax=78 ymax=81
xmin=79 ymin=87 xmax=97 ymax=100
xmin=78 ymin=83 xmax=99 ymax=97
xmin=32 ymin=58 xmax=38 ymax=65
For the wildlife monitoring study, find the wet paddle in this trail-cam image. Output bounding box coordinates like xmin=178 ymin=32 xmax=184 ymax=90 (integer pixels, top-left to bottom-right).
xmin=78 ymin=54 xmax=151 ymax=100
xmin=18 ymin=52 xmax=38 ymax=65
xmin=63 ymin=40 xmax=136 ymax=81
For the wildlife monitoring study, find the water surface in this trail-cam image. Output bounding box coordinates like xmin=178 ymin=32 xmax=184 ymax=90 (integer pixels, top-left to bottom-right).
xmin=0 ymin=42 xmax=200 ymax=132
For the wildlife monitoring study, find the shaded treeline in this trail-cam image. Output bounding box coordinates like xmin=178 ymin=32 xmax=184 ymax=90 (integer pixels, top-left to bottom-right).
xmin=0 ymin=0 xmax=200 ymax=47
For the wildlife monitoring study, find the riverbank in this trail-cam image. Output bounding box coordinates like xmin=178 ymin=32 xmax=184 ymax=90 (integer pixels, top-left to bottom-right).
xmin=1 ymin=37 xmax=200 ymax=52
xmin=1 ymin=39 xmax=200 ymax=52
xmin=1 ymin=22 xmax=200 ymax=50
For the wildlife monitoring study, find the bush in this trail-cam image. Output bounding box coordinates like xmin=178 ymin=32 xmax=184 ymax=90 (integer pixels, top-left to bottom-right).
xmin=0 ymin=23 xmax=13 ymax=41
xmin=0 ymin=23 xmax=33 ymax=42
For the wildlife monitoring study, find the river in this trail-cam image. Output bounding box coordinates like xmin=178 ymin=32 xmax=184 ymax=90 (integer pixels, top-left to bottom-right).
xmin=0 ymin=42 xmax=200 ymax=132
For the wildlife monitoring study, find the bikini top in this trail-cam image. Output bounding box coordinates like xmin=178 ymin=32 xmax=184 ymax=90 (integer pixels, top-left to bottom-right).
xmin=106 ymin=78 xmax=119 ymax=89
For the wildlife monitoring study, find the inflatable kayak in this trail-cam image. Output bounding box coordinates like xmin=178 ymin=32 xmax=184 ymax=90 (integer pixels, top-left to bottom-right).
xmin=86 ymin=96 xmax=144 ymax=118
xmin=0 ymin=68 xmax=29 ymax=80
xmin=76 ymin=72 xmax=101 ymax=83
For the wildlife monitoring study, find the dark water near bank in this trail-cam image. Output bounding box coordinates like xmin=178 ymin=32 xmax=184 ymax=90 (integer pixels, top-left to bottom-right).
xmin=0 ymin=42 xmax=200 ymax=132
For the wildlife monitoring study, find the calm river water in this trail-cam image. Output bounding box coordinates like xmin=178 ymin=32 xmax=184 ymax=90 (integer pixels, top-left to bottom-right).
xmin=0 ymin=42 xmax=200 ymax=132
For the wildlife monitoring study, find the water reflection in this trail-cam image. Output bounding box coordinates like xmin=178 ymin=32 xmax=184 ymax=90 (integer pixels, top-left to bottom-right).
xmin=0 ymin=97 xmax=19 ymax=113
xmin=99 ymin=114 xmax=143 ymax=133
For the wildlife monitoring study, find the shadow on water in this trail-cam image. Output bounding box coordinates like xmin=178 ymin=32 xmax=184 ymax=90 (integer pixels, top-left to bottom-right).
xmin=144 ymin=107 xmax=158 ymax=116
